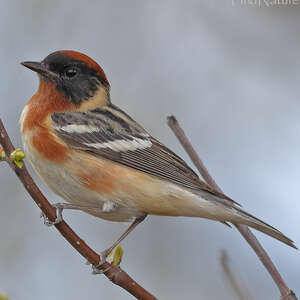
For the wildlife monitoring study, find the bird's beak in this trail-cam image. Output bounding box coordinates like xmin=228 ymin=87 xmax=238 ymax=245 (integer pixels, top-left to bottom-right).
xmin=21 ymin=61 xmax=57 ymax=79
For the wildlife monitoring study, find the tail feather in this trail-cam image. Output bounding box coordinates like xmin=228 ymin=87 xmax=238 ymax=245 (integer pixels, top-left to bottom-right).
xmin=232 ymin=206 xmax=297 ymax=249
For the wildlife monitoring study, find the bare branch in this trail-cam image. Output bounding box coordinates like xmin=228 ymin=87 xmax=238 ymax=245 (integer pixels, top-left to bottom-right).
xmin=167 ymin=115 xmax=297 ymax=300
xmin=0 ymin=119 xmax=157 ymax=300
xmin=221 ymin=250 xmax=253 ymax=300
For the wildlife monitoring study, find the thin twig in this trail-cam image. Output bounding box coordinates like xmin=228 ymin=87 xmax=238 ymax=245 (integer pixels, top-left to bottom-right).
xmin=0 ymin=119 xmax=157 ymax=300
xmin=167 ymin=115 xmax=297 ymax=300
xmin=221 ymin=250 xmax=253 ymax=300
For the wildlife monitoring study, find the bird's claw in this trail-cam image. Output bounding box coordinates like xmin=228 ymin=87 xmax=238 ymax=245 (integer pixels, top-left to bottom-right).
xmin=90 ymin=250 xmax=111 ymax=275
xmin=40 ymin=203 xmax=64 ymax=226
xmin=91 ymin=264 xmax=111 ymax=275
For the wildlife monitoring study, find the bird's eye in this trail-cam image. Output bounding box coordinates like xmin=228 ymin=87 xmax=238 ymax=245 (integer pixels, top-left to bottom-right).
xmin=64 ymin=68 xmax=77 ymax=78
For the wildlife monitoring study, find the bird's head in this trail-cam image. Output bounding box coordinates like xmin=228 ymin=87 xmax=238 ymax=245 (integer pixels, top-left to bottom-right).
xmin=21 ymin=50 xmax=110 ymax=106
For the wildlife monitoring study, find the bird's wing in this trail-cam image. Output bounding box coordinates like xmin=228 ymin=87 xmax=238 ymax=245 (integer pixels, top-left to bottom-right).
xmin=51 ymin=104 xmax=236 ymax=204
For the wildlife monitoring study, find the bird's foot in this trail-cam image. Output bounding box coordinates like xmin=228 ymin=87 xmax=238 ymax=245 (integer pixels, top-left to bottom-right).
xmin=40 ymin=202 xmax=68 ymax=226
xmin=90 ymin=249 xmax=112 ymax=275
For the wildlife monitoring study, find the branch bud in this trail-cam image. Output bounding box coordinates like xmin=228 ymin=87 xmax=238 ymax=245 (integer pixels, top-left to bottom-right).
xmin=108 ymin=245 xmax=124 ymax=266
xmin=0 ymin=293 xmax=9 ymax=300
xmin=10 ymin=148 xmax=26 ymax=168
xmin=0 ymin=148 xmax=5 ymax=161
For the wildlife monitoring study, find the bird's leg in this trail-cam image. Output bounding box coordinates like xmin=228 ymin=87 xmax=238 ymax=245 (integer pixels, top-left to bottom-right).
xmin=40 ymin=202 xmax=98 ymax=226
xmin=100 ymin=213 xmax=147 ymax=260
xmin=91 ymin=213 xmax=147 ymax=274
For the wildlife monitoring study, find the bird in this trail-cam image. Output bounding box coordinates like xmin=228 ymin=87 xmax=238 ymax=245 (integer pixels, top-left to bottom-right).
xmin=20 ymin=50 xmax=296 ymax=265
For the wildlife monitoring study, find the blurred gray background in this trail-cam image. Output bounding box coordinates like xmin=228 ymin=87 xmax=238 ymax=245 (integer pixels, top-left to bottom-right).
xmin=0 ymin=1 xmax=299 ymax=299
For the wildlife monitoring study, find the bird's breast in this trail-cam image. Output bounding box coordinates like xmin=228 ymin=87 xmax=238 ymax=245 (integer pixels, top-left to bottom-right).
xmin=20 ymin=94 xmax=69 ymax=163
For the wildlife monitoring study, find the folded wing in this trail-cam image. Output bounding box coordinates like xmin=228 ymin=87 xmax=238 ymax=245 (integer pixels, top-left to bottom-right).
xmin=51 ymin=104 xmax=236 ymax=204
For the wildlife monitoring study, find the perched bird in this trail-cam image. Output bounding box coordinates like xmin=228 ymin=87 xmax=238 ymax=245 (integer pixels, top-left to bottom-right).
xmin=20 ymin=50 xmax=295 ymax=264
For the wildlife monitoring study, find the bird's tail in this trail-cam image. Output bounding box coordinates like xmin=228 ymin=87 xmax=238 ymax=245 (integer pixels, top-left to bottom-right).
xmin=228 ymin=205 xmax=296 ymax=249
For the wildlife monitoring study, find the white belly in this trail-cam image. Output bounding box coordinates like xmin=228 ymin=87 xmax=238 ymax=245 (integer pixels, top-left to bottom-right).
xmin=21 ymin=131 xmax=142 ymax=222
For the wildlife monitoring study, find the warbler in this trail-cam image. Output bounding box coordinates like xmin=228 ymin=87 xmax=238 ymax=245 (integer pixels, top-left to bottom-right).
xmin=20 ymin=50 xmax=295 ymax=263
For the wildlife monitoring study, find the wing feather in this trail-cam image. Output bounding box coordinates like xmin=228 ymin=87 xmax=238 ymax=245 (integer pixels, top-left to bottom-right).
xmin=51 ymin=105 xmax=238 ymax=204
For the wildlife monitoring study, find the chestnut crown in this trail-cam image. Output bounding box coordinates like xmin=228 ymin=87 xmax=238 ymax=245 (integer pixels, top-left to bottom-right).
xmin=21 ymin=50 xmax=109 ymax=105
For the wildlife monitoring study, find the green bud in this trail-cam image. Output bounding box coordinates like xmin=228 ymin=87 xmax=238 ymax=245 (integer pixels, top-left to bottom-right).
xmin=108 ymin=245 xmax=123 ymax=266
xmin=0 ymin=293 xmax=9 ymax=300
xmin=0 ymin=148 xmax=5 ymax=161
xmin=10 ymin=148 xmax=26 ymax=168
